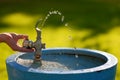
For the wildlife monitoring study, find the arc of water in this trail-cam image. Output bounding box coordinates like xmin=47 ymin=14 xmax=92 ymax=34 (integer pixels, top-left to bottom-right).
xmin=35 ymin=19 xmax=42 ymax=29
xmin=35 ymin=10 xmax=64 ymax=30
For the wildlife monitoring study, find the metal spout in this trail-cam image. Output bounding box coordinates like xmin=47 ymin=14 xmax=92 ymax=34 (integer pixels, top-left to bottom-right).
xmin=34 ymin=28 xmax=45 ymax=62
xmin=23 ymin=19 xmax=45 ymax=63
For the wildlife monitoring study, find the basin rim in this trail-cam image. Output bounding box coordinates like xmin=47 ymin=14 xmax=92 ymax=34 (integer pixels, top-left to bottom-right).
xmin=6 ymin=48 xmax=118 ymax=74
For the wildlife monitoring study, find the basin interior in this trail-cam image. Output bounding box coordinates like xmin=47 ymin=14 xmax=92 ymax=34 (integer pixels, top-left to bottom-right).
xmin=16 ymin=49 xmax=107 ymax=72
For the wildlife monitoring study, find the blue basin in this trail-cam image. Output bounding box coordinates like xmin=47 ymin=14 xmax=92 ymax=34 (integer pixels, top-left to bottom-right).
xmin=6 ymin=48 xmax=118 ymax=80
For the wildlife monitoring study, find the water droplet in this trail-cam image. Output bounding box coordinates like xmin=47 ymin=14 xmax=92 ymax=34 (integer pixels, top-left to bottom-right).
xmin=53 ymin=11 xmax=57 ymax=14
xmin=65 ymin=23 xmax=68 ymax=26
xmin=75 ymin=54 xmax=79 ymax=58
xmin=45 ymin=17 xmax=48 ymax=20
xmin=61 ymin=16 xmax=64 ymax=22
xmin=47 ymin=14 xmax=50 ymax=17
xmin=58 ymin=12 xmax=62 ymax=15
xmin=49 ymin=11 xmax=52 ymax=14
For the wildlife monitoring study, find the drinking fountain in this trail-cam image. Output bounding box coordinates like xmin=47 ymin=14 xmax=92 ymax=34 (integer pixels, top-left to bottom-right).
xmin=6 ymin=11 xmax=118 ymax=80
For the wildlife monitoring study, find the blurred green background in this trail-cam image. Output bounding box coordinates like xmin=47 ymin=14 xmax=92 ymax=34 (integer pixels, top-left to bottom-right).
xmin=0 ymin=0 xmax=120 ymax=80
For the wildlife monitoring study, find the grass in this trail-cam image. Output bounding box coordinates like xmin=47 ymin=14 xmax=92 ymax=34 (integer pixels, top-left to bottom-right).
xmin=0 ymin=0 xmax=120 ymax=80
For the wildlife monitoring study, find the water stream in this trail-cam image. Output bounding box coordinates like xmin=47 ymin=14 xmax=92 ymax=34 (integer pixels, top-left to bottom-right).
xmin=36 ymin=10 xmax=65 ymax=29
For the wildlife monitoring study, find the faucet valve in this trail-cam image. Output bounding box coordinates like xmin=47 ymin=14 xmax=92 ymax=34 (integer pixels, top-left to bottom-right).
xmin=23 ymin=39 xmax=34 ymax=49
